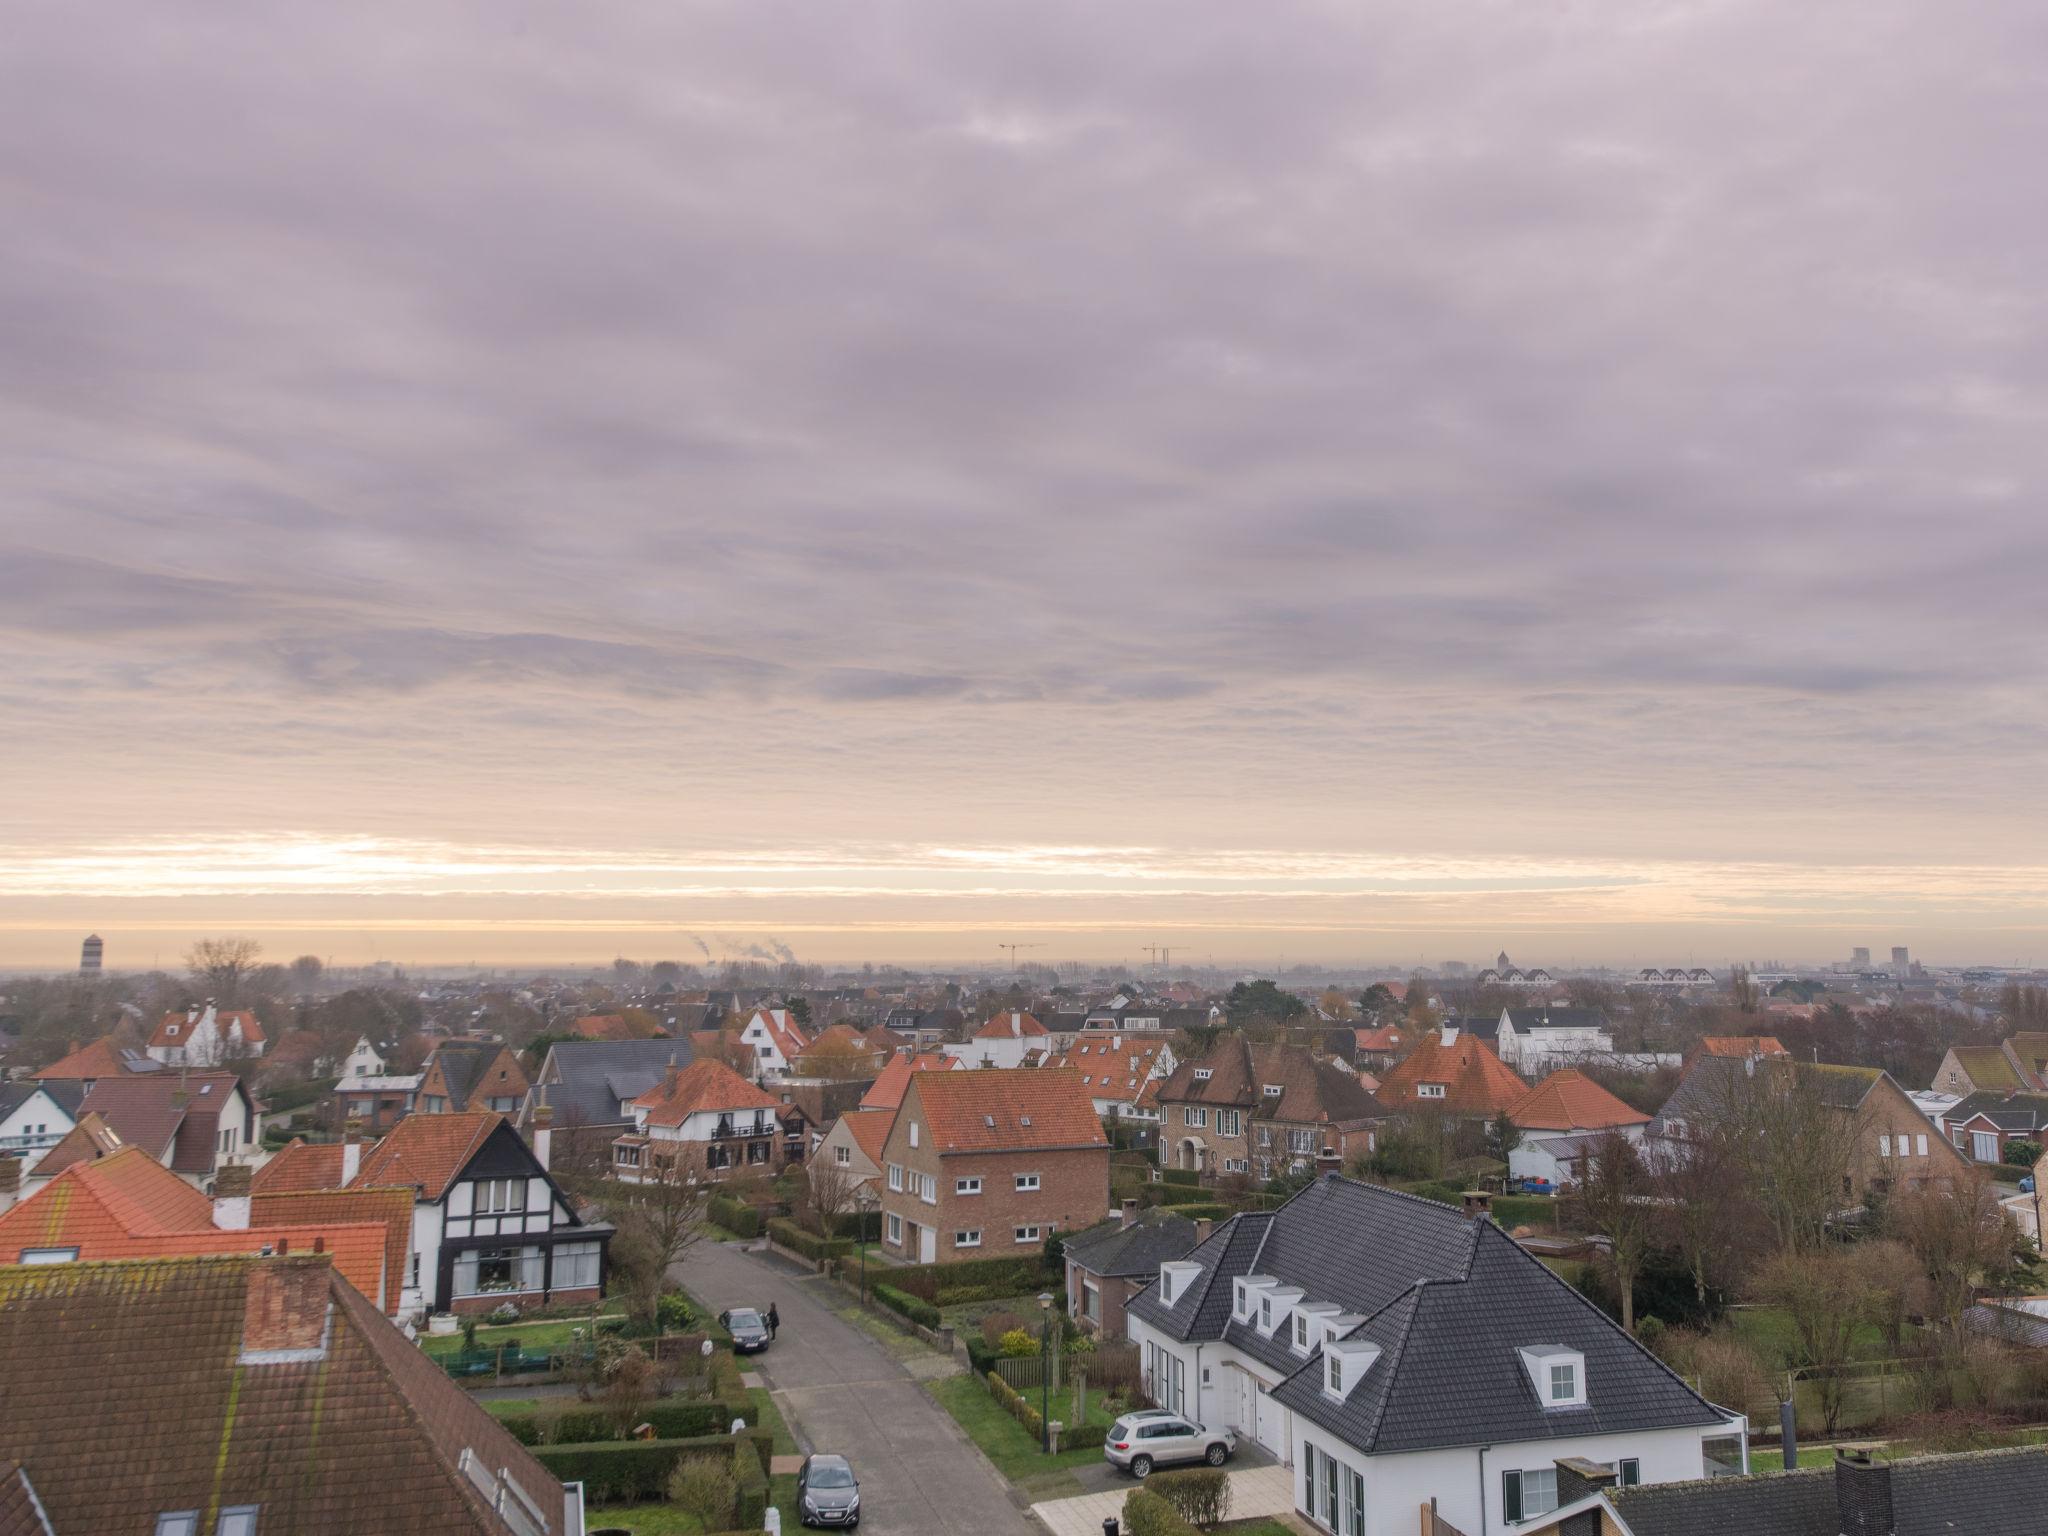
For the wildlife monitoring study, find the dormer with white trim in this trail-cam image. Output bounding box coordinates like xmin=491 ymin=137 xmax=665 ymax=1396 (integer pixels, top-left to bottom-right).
xmin=1290 ymin=1300 xmax=1340 ymax=1354
xmin=1157 ymin=1260 xmax=1203 ymax=1308
xmin=1255 ymin=1284 xmax=1303 ymax=1338
xmin=1323 ymin=1339 xmax=1382 ymax=1400
xmin=1519 ymin=1344 xmax=1587 ymax=1409
xmin=1322 ymin=1311 xmax=1365 ymax=1349
xmin=1233 ymin=1274 xmax=1276 ymax=1323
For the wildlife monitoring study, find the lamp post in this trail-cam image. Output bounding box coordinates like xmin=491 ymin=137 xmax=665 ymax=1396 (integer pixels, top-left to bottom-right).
xmin=857 ymin=1186 xmax=878 ymax=1304
xmin=1038 ymin=1291 xmax=1054 ymax=1454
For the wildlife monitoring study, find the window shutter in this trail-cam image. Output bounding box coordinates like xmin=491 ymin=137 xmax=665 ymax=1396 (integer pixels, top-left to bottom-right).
xmin=1502 ymin=1470 xmax=1523 ymax=1524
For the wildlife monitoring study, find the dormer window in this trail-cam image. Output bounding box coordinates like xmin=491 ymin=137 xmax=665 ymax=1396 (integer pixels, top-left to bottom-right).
xmin=1519 ymin=1345 xmax=1587 ymax=1409
xmin=1292 ymin=1301 xmax=1338 ymax=1353
xmin=1417 ymin=1083 xmax=1446 ymax=1099
xmin=1256 ymin=1286 xmax=1302 ymax=1337
xmin=1263 ymin=1084 xmax=1282 ymax=1097
xmin=1158 ymin=1260 xmax=1201 ymax=1308
xmin=1193 ymin=1069 xmax=1211 ymax=1082
xmin=1323 ymin=1339 xmax=1381 ymax=1400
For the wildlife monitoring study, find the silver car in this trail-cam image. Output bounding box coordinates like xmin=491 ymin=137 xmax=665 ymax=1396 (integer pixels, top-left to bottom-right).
xmin=1104 ymin=1410 xmax=1235 ymax=1479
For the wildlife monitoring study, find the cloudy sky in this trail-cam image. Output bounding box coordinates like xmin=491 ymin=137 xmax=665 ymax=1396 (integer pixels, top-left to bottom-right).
xmin=4 ymin=0 xmax=2046 ymax=970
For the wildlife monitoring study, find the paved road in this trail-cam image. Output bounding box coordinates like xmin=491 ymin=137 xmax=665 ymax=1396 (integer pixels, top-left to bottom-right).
xmin=679 ymin=1241 xmax=1037 ymax=1536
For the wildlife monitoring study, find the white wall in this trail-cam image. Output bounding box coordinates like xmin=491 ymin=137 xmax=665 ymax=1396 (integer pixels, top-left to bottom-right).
xmin=0 ymin=1090 xmax=73 ymax=1154
xmin=413 ymin=1201 xmax=445 ymax=1309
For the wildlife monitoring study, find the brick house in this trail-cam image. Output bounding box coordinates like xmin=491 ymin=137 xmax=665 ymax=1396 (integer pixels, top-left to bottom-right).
xmin=1375 ymin=1029 xmax=1530 ymax=1122
xmin=1152 ymin=1039 xmax=1379 ymax=1180
xmin=417 ymin=1039 xmax=531 ymax=1116
xmin=611 ymin=1057 xmax=787 ymax=1184
xmin=1938 ymin=1090 xmax=2048 ymax=1166
xmin=1063 ymin=1200 xmax=1202 ymax=1338
xmin=878 ymin=1067 xmax=1108 ymax=1264
xmin=1931 ymin=1034 xmax=2048 ymax=1096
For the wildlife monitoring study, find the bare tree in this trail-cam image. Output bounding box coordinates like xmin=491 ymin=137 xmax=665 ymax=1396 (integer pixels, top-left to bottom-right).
xmin=601 ymin=1168 xmax=707 ymax=1329
xmin=1750 ymin=1247 xmax=1874 ymax=1437
xmin=1708 ymin=1060 xmax=1859 ymax=1253
xmin=801 ymin=1157 xmax=856 ymax=1236
xmin=185 ymin=937 xmax=264 ymax=1007
xmin=1570 ymin=1131 xmax=1656 ymax=1333
xmin=1729 ymin=967 xmax=1759 ymax=1015
xmin=1648 ymin=1124 xmax=1755 ymax=1308
xmin=1851 ymin=1237 xmax=1928 ymax=1358
xmin=1887 ymin=1172 xmax=2022 ymax=1343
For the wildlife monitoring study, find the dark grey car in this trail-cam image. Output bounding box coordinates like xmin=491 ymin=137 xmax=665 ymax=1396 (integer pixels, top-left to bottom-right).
xmin=722 ymin=1307 xmax=772 ymax=1354
xmin=798 ymin=1454 xmax=860 ymax=1528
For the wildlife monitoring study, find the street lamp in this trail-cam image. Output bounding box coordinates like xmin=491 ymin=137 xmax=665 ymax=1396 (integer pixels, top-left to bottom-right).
xmin=857 ymin=1186 xmax=879 ymax=1304
xmin=1038 ymin=1291 xmax=1054 ymax=1454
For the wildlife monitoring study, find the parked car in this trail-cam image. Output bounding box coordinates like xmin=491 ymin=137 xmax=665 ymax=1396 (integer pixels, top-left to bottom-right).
xmin=1104 ymin=1410 xmax=1234 ymax=1478
xmin=721 ymin=1307 xmax=772 ymax=1354
xmin=797 ymin=1453 xmax=860 ymax=1527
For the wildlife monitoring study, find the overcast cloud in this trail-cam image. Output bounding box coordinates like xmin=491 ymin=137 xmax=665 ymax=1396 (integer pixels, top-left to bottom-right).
xmin=3 ymin=0 xmax=2046 ymax=964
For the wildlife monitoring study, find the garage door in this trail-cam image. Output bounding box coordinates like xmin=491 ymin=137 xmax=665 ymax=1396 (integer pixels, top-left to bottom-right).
xmin=1255 ymin=1383 xmax=1285 ymax=1456
xmin=919 ymin=1224 xmax=937 ymax=1263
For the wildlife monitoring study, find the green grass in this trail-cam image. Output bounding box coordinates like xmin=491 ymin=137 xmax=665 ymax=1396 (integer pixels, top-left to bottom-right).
xmin=751 ymin=1387 xmax=800 ymax=1457
xmin=422 ymin=1310 xmax=627 ymax=1358
xmin=924 ymin=1373 xmax=1105 ymax=1498
xmin=1215 ymin=1521 xmax=1299 ymax=1536
xmin=485 ymin=1399 xmax=538 ymax=1416
xmin=1726 ymin=1307 xmax=1892 ymax=1366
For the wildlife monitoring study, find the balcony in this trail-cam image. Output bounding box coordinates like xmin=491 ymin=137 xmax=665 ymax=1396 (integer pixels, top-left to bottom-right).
xmin=712 ymin=1118 xmax=775 ymax=1140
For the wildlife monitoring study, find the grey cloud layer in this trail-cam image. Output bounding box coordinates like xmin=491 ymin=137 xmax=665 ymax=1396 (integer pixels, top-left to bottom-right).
xmin=4 ymin=0 xmax=2047 ymax=881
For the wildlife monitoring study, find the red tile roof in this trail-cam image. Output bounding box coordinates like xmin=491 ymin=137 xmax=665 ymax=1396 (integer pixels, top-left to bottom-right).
xmin=859 ymin=1052 xmax=955 ymax=1111
xmin=1376 ymin=1030 xmax=1528 ymax=1115
xmin=839 ymin=1108 xmax=895 ymax=1165
xmin=1698 ymin=1035 xmax=1790 ymax=1059
xmin=903 ymin=1068 xmax=1107 ymax=1154
xmin=31 ymin=1036 xmax=146 ymax=1082
xmin=1353 ymin=1026 xmax=1410 ymax=1053
xmin=746 ymin=1007 xmax=811 ymax=1060
xmin=1509 ymin=1069 xmax=1652 ymax=1132
xmin=973 ymin=1010 xmax=1047 ymax=1041
xmin=27 ymin=1112 xmax=127 ymax=1179
xmin=572 ymin=1013 xmax=665 ymax=1041
xmin=353 ymin=1112 xmax=501 ymax=1200
xmin=252 ymin=1185 xmax=417 ymax=1312
xmin=69 ymin=1074 xmax=246 ymax=1175
xmin=630 ymin=1059 xmax=779 ymax=1128
xmin=253 ymin=1138 xmax=350 ymax=1194
xmin=1050 ymin=1037 xmax=1171 ymax=1099
xmin=0 ymin=1254 xmax=565 ymax=1533
xmin=149 ymin=1007 xmax=266 ymax=1049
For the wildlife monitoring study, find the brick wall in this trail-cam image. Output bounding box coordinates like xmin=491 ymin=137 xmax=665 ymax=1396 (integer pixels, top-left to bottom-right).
xmin=878 ymin=1106 xmax=1109 ymax=1260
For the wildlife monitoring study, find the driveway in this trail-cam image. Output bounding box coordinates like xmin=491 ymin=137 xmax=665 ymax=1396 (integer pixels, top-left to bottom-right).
xmin=679 ymin=1240 xmax=1036 ymax=1536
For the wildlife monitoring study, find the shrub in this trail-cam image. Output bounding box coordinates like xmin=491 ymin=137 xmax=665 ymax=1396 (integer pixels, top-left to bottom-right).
xmin=1151 ymin=1185 xmax=1223 ymax=1207
xmin=981 ymin=1311 xmax=1027 ymax=1348
xmin=1124 ymin=1489 xmax=1201 ymax=1536
xmin=498 ymin=1395 xmax=756 ymax=1445
xmin=998 ymin=1329 xmax=1038 ymax=1358
xmin=2005 ymin=1139 xmax=2043 ymax=1168
xmin=1490 ymin=1194 xmax=1557 ymax=1230
xmin=656 ymin=1290 xmax=695 ymax=1332
xmin=886 ymin=1254 xmax=1058 ymax=1303
xmin=1150 ymin=1467 xmax=1230 ymax=1528
xmin=1160 ymin=1168 xmax=1201 ymax=1186
xmin=533 ymin=1440 xmax=698 ymax=1504
xmin=1060 ymin=1420 xmax=1109 ymax=1450
xmin=769 ymin=1218 xmax=853 ymax=1264
xmin=1170 ymin=1203 xmax=1232 ymax=1222
xmin=874 ymin=1284 xmax=942 ymax=1329
xmin=668 ymin=1455 xmax=740 ymax=1527
xmin=708 ymin=1194 xmax=762 ymax=1238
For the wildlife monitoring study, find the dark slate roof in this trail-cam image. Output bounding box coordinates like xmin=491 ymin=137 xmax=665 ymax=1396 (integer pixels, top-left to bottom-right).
xmin=0 ymin=1080 xmax=81 ymax=1122
xmin=1606 ymin=1468 xmax=1839 ymax=1536
xmin=1888 ymin=1444 xmax=2048 ymax=1529
xmin=1945 ymin=1089 xmax=2048 ymax=1133
xmin=1502 ymin=1006 xmax=1606 ymax=1034
xmin=534 ymin=1038 xmax=694 ymax=1128
xmin=1064 ymin=1209 xmax=1199 ymax=1279
xmin=1137 ymin=1175 xmax=1726 ymax=1457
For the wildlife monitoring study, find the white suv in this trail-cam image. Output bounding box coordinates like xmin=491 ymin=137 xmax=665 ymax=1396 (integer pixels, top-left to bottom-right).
xmin=1104 ymin=1410 xmax=1236 ymax=1478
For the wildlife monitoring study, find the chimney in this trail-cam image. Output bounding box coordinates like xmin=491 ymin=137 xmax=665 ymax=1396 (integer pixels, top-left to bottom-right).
xmin=1441 ymin=1023 xmax=1460 ymax=1044
xmin=341 ymin=1117 xmax=363 ymax=1185
xmin=0 ymin=1156 xmax=21 ymax=1216
xmin=1461 ymin=1189 xmax=1494 ymax=1220
xmin=1121 ymin=1198 xmax=1139 ymax=1229
xmin=534 ymin=1104 xmax=554 ymax=1173
xmin=212 ymin=1163 xmax=253 ymax=1230
xmin=1193 ymin=1217 xmax=1213 ymax=1245
xmin=1554 ymin=1457 xmax=1618 ymax=1509
xmin=240 ymin=1258 xmax=331 ymax=1362
xmin=1834 ymin=1449 xmax=1893 ymax=1536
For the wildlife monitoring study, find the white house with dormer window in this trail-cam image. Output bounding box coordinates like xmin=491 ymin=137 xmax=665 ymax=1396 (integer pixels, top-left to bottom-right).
xmin=1125 ymin=1176 xmax=1746 ymax=1536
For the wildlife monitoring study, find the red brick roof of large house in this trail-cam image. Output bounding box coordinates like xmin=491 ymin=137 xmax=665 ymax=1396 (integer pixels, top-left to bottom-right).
xmin=904 ymin=1067 xmax=1106 ymax=1153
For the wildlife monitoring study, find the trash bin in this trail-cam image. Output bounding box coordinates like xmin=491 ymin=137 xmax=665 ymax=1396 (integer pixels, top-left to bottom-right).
xmin=1103 ymin=1519 xmax=1119 ymax=1536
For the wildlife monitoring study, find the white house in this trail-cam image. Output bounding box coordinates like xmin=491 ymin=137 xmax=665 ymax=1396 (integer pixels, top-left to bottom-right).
xmin=942 ymin=1010 xmax=1050 ymax=1070
xmin=735 ymin=1007 xmax=810 ymax=1081
xmin=1124 ymin=1176 xmax=1745 ymax=1536
xmin=1052 ymin=1035 xmax=1177 ymax=1120
xmin=1446 ymin=1008 xmax=1615 ymax=1075
xmin=339 ymin=1036 xmax=387 ymax=1079
xmin=145 ymin=1003 xmax=267 ymax=1068
xmin=611 ymin=1057 xmax=786 ymax=1183
xmin=0 ymin=1083 xmax=80 ymax=1158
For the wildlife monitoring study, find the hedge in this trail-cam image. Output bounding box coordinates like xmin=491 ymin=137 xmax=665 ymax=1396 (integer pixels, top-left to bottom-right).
xmin=1169 ymin=1203 xmax=1232 ymax=1222
xmin=768 ymin=1218 xmax=853 ymax=1264
xmin=1490 ymin=1194 xmax=1556 ymax=1229
xmin=707 ymin=1194 xmax=763 ymax=1238
xmin=1061 ymin=1420 xmax=1110 ymax=1450
xmin=1125 ymin=1489 xmax=1201 ymax=1536
xmin=1159 ymin=1168 xmax=1201 ymax=1186
xmin=888 ymin=1254 xmax=1059 ymax=1303
xmin=1150 ymin=1185 xmax=1222 ymax=1207
xmin=831 ymin=1209 xmax=884 ymax=1241
xmin=498 ymin=1395 xmax=757 ymax=1447
xmin=1149 ymin=1468 xmax=1230 ymax=1527
xmin=874 ymin=1283 xmax=943 ymax=1329
xmin=1395 ymin=1180 xmax=1464 ymax=1208
xmin=533 ymin=1430 xmax=772 ymax=1509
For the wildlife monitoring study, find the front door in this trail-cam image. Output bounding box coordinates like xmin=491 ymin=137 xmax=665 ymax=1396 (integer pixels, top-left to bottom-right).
xmin=918 ymin=1224 xmax=936 ymax=1263
xmin=1254 ymin=1382 xmax=1285 ymax=1456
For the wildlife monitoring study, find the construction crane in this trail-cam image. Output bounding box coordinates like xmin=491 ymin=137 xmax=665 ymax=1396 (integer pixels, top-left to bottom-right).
xmin=1143 ymin=945 xmax=1173 ymax=973
xmin=997 ymin=942 xmax=1046 ymax=968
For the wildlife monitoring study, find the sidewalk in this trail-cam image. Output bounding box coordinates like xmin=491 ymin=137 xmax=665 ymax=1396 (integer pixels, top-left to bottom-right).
xmin=1030 ymin=1464 xmax=1295 ymax=1536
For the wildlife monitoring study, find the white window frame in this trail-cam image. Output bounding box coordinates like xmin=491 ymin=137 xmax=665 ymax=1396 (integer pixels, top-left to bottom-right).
xmin=956 ymin=1176 xmax=983 ymax=1195
xmin=954 ymin=1229 xmax=983 ymax=1248
xmin=1015 ymin=1172 xmax=1040 ymax=1192
xmin=1417 ymin=1083 xmax=1447 ymax=1100
xmin=885 ymin=1212 xmax=902 ymax=1244
xmin=910 ymin=1121 xmax=920 ymax=1148
xmin=1879 ymin=1134 xmax=1891 ymax=1157
xmin=887 ymin=1163 xmax=903 ymax=1192
xmin=1014 ymin=1224 xmax=1042 ymax=1243
xmin=1916 ymin=1133 xmax=1928 ymax=1156
xmin=833 ymin=1144 xmax=850 ymax=1166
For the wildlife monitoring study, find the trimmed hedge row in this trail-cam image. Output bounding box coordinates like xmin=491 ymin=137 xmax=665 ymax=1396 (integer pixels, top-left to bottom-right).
xmin=1169 ymin=1203 xmax=1232 ymax=1222
xmin=499 ymin=1395 xmax=756 ymax=1447
xmin=1159 ymin=1168 xmax=1201 ymax=1186
xmin=1149 ymin=1468 xmax=1230 ymax=1527
xmin=1491 ymin=1193 xmax=1556 ymax=1229
xmin=708 ymin=1194 xmax=762 ymax=1238
xmin=1148 ymin=1184 xmax=1223 ymax=1207
xmin=987 ymin=1369 xmax=1045 ymax=1442
xmin=1124 ymin=1489 xmax=1203 ymax=1536
xmin=768 ymin=1217 xmax=854 ymax=1264
xmin=533 ymin=1429 xmax=773 ymax=1509
xmin=874 ymin=1283 xmax=942 ymax=1329
xmin=888 ymin=1254 xmax=1059 ymax=1303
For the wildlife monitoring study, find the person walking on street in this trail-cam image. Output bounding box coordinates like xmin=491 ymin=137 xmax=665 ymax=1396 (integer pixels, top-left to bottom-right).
xmin=767 ymin=1302 xmax=780 ymax=1339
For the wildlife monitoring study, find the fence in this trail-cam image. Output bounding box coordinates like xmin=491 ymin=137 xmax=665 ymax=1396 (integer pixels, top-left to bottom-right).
xmin=993 ymin=1342 xmax=1144 ymax=1398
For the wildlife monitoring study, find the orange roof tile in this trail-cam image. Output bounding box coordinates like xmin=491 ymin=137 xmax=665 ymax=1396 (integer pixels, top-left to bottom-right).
xmin=903 ymin=1068 xmax=1106 ymax=1154
xmin=31 ymin=1036 xmax=145 ymax=1082
xmin=353 ymin=1112 xmax=501 ymax=1200
xmin=148 ymin=1007 xmax=266 ymax=1049
xmin=252 ymin=1185 xmax=416 ymax=1312
xmin=859 ymin=1052 xmax=955 ymax=1112
xmin=1509 ymin=1069 xmax=1652 ymax=1132
xmin=973 ymin=1010 xmax=1047 ymax=1041
xmin=1376 ymin=1030 xmax=1528 ymax=1116
xmin=1698 ymin=1035 xmax=1790 ymax=1058
xmin=840 ymin=1109 xmax=895 ymax=1165
xmin=252 ymin=1138 xmax=351 ymax=1194
xmin=631 ymin=1059 xmax=778 ymax=1128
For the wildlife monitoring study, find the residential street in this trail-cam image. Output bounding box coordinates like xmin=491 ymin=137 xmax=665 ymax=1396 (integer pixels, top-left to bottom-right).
xmin=678 ymin=1240 xmax=1037 ymax=1536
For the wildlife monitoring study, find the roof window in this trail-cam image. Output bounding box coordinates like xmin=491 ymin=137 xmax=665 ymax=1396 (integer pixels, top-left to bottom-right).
xmin=1263 ymin=1084 xmax=1282 ymax=1097
xmin=1518 ymin=1345 xmax=1587 ymax=1409
xmin=1192 ymin=1068 xmax=1212 ymax=1081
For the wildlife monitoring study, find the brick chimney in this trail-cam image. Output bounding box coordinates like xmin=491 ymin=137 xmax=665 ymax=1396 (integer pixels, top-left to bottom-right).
xmin=212 ymin=1162 xmax=253 ymax=1230
xmin=240 ymin=1258 xmax=332 ymax=1362
xmin=341 ymin=1116 xmax=363 ymax=1185
xmin=1554 ymin=1457 xmax=1618 ymax=1509
xmin=1121 ymin=1198 xmax=1139 ymax=1229
xmin=1834 ymin=1449 xmax=1893 ymax=1536
xmin=1193 ymin=1217 xmax=1213 ymax=1245
xmin=534 ymin=1104 xmax=554 ymax=1173
xmin=0 ymin=1156 xmax=21 ymax=1216
xmin=1461 ymin=1190 xmax=1494 ymax=1220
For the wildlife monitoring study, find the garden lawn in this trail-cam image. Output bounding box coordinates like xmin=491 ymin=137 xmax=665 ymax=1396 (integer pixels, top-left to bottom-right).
xmin=751 ymin=1387 xmax=800 ymax=1457
xmin=925 ymin=1373 xmax=1104 ymax=1498
xmin=1726 ymin=1307 xmax=1891 ymax=1366
xmin=1214 ymin=1521 xmax=1299 ymax=1536
xmin=420 ymin=1311 xmax=626 ymax=1358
